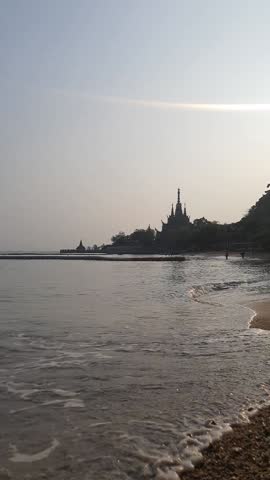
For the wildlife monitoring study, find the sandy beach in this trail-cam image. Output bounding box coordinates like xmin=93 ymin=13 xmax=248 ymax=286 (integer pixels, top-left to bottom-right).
xmin=249 ymin=301 xmax=270 ymax=330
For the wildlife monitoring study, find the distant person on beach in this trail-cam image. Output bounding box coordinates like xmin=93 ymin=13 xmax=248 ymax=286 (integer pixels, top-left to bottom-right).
xmin=241 ymin=251 xmax=245 ymax=259
xmin=225 ymin=251 xmax=229 ymax=260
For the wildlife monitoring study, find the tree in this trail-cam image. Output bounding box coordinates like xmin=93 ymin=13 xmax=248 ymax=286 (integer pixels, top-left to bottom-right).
xmin=111 ymin=232 xmax=128 ymax=245
xmin=129 ymin=227 xmax=155 ymax=247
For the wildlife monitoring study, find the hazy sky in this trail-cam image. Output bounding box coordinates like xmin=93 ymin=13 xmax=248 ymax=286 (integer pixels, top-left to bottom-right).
xmin=1 ymin=0 xmax=270 ymax=250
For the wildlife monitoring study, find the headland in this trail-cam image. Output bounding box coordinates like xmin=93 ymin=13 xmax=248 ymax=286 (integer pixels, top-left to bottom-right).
xmin=60 ymin=185 xmax=270 ymax=256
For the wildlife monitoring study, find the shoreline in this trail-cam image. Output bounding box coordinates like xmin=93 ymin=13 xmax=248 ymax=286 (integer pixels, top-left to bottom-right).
xmin=181 ymin=301 xmax=270 ymax=479
xmin=248 ymin=301 xmax=270 ymax=331
xmin=181 ymin=405 xmax=270 ymax=480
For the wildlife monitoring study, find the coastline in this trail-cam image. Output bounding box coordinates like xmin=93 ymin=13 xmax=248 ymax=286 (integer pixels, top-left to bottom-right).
xmin=181 ymin=301 xmax=270 ymax=479
xmin=181 ymin=406 xmax=270 ymax=480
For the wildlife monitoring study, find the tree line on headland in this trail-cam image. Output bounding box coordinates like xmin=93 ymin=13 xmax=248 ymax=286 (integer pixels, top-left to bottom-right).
xmin=108 ymin=186 xmax=270 ymax=253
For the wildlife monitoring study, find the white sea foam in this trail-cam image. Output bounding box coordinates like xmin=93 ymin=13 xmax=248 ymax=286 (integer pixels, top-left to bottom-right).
xmin=39 ymin=358 xmax=87 ymax=368
xmin=6 ymin=382 xmax=40 ymax=400
xmin=42 ymin=399 xmax=66 ymax=407
xmin=189 ymin=280 xmax=245 ymax=307
xmin=188 ymin=285 xmax=221 ymax=306
xmin=10 ymin=439 xmax=59 ymax=463
xmin=89 ymin=421 xmax=112 ymax=428
xmin=10 ymin=397 xmax=85 ymax=413
xmin=38 ymin=360 xmax=60 ymax=368
xmin=239 ymin=304 xmax=257 ymax=328
xmin=10 ymin=399 xmax=65 ymax=414
xmin=60 ymin=350 xmax=84 ymax=358
xmin=155 ymin=467 xmax=181 ymax=479
xmin=128 ymin=420 xmax=233 ymax=479
xmin=52 ymin=388 xmax=77 ymax=397
xmin=93 ymin=352 xmax=113 ymax=359
xmin=64 ymin=398 xmax=85 ymax=408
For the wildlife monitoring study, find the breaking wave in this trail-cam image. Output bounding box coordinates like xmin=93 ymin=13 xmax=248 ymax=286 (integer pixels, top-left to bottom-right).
xmin=189 ymin=280 xmax=246 ymax=306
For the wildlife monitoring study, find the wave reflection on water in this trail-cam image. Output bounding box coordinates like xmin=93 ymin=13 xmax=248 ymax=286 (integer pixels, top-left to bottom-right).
xmin=0 ymin=255 xmax=270 ymax=478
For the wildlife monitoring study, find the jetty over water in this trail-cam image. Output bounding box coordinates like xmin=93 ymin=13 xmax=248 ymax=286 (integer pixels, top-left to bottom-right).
xmin=0 ymin=255 xmax=185 ymax=262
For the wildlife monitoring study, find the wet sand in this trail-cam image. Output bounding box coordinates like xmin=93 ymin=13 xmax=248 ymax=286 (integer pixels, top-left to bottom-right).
xmin=182 ymin=406 xmax=270 ymax=480
xmin=249 ymin=301 xmax=270 ymax=330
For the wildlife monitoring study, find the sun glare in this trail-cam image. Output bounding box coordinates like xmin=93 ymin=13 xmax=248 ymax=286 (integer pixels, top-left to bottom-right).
xmin=95 ymin=95 xmax=270 ymax=112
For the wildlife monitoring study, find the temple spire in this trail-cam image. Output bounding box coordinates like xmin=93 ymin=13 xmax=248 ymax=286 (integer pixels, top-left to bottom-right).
xmin=175 ymin=188 xmax=182 ymax=216
xmin=160 ymin=186 xmax=190 ymax=232
xmin=184 ymin=203 xmax=187 ymax=216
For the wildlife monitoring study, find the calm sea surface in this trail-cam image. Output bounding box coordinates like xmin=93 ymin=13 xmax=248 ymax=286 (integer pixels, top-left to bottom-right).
xmin=1 ymin=256 xmax=270 ymax=479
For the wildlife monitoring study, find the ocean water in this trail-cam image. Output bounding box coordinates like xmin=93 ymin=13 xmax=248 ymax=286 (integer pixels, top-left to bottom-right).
xmin=1 ymin=255 xmax=270 ymax=479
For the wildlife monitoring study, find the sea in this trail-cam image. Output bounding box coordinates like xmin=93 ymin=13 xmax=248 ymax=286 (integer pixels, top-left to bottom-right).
xmin=1 ymin=254 xmax=270 ymax=479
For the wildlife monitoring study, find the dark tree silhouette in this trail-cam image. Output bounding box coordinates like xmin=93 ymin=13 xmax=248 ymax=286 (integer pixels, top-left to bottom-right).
xmin=109 ymin=186 xmax=270 ymax=252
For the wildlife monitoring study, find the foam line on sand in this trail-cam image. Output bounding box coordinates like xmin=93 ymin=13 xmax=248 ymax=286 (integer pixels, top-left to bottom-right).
xmin=248 ymin=301 xmax=270 ymax=331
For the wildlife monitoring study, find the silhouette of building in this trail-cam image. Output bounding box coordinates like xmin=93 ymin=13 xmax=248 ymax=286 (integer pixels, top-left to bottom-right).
xmin=76 ymin=240 xmax=86 ymax=253
xmin=60 ymin=240 xmax=86 ymax=254
xmin=161 ymin=188 xmax=190 ymax=232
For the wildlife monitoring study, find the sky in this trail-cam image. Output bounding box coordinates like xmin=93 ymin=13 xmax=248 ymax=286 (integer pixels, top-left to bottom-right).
xmin=1 ymin=0 xmax=270 ymax=250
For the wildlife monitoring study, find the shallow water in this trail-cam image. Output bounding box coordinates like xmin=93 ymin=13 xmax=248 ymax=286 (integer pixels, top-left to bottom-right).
xmin=1 ymin=255 xmax=270 ymax=479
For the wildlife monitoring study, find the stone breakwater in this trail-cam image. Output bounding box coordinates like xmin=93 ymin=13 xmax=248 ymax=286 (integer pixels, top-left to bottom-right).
xmin=0 ymin=255 xmax=185 ymax=262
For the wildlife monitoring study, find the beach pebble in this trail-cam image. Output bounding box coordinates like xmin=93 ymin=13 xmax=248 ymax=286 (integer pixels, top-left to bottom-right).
xmin=262 ymin=452 xmax=269 ymax=462
xmin=155 ymin=468 xmax=180 ymax=479
xmin=142 ymin=464 xmax=153 ymax=477
xmin=232 ymin=447 xmax=242 ymax=454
